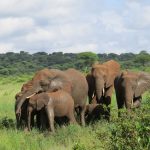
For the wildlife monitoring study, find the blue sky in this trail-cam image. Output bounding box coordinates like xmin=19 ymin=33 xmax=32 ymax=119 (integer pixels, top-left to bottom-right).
xmin=0 ymin=0 xmax=150 ymax=54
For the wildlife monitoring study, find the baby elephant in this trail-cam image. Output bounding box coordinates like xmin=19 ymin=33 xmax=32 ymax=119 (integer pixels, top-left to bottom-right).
xmin=85 ymin=104 xmax=108 ymax=124
xmin=27 ymin=90 xmax=76 ymax=132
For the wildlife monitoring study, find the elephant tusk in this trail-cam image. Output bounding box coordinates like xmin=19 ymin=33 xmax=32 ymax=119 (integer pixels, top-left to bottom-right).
xmin=102 ymin=88 xmax=105 ymax=96
xmin=26 ymin=93 xmax=36 ymax=99
xmin=131 ymin=99 xmax=134 ymax=108
xmin=92 ymin=93 xmax=95 ymax=98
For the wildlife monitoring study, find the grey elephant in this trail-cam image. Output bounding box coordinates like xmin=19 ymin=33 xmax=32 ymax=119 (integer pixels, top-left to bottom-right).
xmin=27 ymin=90 xmax=77 ymax=132
xmin=16 ymin=68 xmax=88 ymax=126
xmin=114 ymin=71 xmax=150 ymax=115
xmin=86 ymin=60 xmax=120 ymax=120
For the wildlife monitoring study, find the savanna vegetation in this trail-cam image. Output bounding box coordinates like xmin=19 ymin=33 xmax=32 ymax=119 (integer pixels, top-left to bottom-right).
xmin=0 ymin=50 xmax=150 ymax=150
xmin=0 ymin=50 xmax=150 ymax=75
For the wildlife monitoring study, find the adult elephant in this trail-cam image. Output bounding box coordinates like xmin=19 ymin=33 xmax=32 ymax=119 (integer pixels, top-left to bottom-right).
xmin=114 ymin=71 xmax=150 ymax=114
xmin=86 ymin=60 xmax=120 ymax=119
xmin=16 ymin=68 xmax=88 ymax=126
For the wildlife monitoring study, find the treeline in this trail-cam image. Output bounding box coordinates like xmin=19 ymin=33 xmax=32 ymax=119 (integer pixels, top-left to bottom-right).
xmin=0 ymin=50 xmax=150 ymax=75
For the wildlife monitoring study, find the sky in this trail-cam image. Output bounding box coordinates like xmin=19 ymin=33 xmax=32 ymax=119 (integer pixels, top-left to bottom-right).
xmin=0 ymin=0 xmax=150 ymax=54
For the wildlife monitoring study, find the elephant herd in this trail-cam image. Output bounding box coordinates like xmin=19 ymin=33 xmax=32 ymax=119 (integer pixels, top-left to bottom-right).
xmin=15 ymin=60 xmax=150 ymax=132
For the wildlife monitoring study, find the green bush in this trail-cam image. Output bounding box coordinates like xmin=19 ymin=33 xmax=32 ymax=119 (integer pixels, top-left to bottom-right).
xmin=73 ymin=142 xmax=86 ymax=150
xmin=0 ymin=117 xmax=15 ymax=129
xmin=109 ymin=98 xmax=150 ymax=150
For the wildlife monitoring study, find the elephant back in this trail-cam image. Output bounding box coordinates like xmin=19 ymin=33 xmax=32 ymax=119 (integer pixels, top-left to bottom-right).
xmin=65 ymin=69 xmax=88 ymax=107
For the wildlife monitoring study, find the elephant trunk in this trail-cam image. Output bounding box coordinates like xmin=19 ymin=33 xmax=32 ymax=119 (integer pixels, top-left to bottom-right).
xmin=16 ymin=91 xmax=34 ymax=114
xmin=124 ymin=87 xmax=134 ymax=109
xmin=16 ymin=86 xmax=43 ymax=115
xmin=95 ymin=77 xmax=104 ymax=103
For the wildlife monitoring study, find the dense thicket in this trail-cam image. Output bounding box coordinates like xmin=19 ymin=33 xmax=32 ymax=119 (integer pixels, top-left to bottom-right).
xmin=0 ymin=50 xmax=149 ymax=75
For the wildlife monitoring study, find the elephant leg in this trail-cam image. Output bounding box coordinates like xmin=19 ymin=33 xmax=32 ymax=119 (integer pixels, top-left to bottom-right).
xmin=80 ymin=105 xmax=86 ymax=126
xmin=116 ymin=92 xmax=124 ymax=117
xmin=45 ymin=106 xmax=55 ymax=132
xmin=104 ymin=86 xmax=113 ymax=120
xmin=16 ymin=114 xmax=21 ymax=129
xmin=68 ymin=110 xmax=77 ymax=124
xmin=104 ymin=86 xmax=113 ymax=106
xmin=31 ymin=113 xmax=34 ymax=128
xmin=27 ymin=111 xmax=32 ymax=131
xmin=36 ymin=111 xmax=41 ymax=130
xmin=40 ymin=110 xmax=46 ymax=130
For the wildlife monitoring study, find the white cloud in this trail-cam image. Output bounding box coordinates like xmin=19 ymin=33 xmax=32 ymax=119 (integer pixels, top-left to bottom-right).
xmin=0 ymin=0 xmax=42 ymax=14
xmin=25 ymin=27 xmax=56 ymax=42
xmin=125 ymin=1 xmax=150 ymax=29
xmin=25 ymin=22 xmax=92 ymax=44
xmin=0 ymin=0 xmax=149 ymax=54
xmin=98 ymin=11 xmax=127 ymax=33
xmin=0 ymin=17 xmax=35 ymax=37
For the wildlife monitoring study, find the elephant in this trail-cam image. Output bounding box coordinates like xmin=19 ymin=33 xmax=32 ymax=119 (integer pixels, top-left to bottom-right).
xmin=114 ymin=71 xmax=150 ymax=115
xmin=15 ymin=91 xmax=39 ymax=130
xmin=15 ymin=68 xmax=88 ymax=126
xmin=85 ymin=104 xmax=108 ymax=124
xmin=27 ymin=90 xmax=77 ymax=132
xmin=86 ymin=60 xmax=120 ymax=119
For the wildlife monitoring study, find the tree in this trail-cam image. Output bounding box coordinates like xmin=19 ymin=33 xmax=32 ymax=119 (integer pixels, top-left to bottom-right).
xmin=76 ymin=52 xmax=99 ymax=72
xmin=134 ymin=51 xmax=150 ymax=66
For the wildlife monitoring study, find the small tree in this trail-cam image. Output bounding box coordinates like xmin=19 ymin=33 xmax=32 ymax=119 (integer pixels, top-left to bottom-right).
xmin=76 ymin=52 xmax=99 ymax=72
xmin=134 ymin=51 xmax=150 ymax=67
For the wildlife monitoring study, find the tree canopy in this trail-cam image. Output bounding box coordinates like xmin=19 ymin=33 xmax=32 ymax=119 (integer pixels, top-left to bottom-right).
xmin=0 ymin=51 xmax=149 ymax=75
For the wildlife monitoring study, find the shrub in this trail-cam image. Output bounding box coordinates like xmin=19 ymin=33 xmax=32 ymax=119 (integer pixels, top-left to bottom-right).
xmin=109 ymin=99 xmax=150 ymax=150
xmin=0 ymin=117 xmax=15 ymax=129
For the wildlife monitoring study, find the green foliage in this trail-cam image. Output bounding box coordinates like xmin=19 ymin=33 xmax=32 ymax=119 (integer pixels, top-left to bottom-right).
xmin=0 ymin=50 xmax=149 ymax=75
xmin=76 ymin=52 xmax=99 ymax=72
xmin=0 ymin=117 xmax=15 ymax=129
xmin=110 ymin=97 xmax=150 ymax=150
xmin=134 ymin=51 xmax=150 ymax=67
xmin=73 ymin=142 xmax=86 ymax=150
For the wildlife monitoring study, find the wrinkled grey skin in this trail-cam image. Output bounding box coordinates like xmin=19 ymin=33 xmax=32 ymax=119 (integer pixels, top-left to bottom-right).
xmin=16 ymin=68 xmax=88 ymax=126
xmin=114 ymin=71 xmax=150 ymax=115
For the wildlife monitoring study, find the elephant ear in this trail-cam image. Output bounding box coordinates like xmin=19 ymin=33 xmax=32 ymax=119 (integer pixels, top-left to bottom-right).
xmin=134 ymin=72 xmax=150 ymax=97
xmin=49 ymin=75 xmax=72 ymax=93
xmin=86 ymin=74 xmax=95 ymax=93
xmin=36 ymin=94 xmax=49 ymax=111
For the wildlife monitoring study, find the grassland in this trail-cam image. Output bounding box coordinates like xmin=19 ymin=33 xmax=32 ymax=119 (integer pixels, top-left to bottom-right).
xmin=0 ymin=75 xmax=149 ymax=150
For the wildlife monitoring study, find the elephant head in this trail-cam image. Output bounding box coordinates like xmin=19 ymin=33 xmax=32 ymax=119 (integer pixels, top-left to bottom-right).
xmin=91 ymin=60 xmax=120 ymax=102
xmin=16 ymin=69 xmax=72 ymax=115
xmin=119 ymin=71 xmax=150 ymax=109
xmin=28 ymin=93 xmax=49 ymax=111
